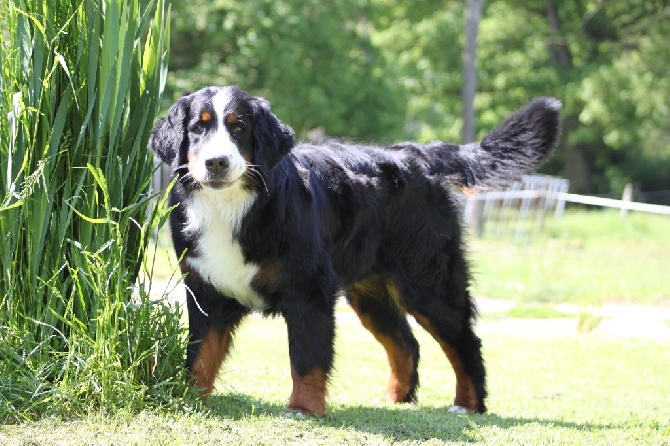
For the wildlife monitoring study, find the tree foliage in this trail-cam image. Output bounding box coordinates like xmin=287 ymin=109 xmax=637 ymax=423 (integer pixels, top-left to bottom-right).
xmin=167 ymin=0 xmax=406 ymax=142
xmin=166 ymin=0 xmax=670 ymax=194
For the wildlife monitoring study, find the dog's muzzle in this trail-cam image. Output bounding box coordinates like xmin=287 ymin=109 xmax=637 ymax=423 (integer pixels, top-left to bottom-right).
xmin=198 ymin=155 xmax=241 ymax=188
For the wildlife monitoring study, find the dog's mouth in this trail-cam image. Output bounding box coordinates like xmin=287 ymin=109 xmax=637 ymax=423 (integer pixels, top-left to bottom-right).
xmin=200 ymin=169 xmax=246 ymax=189
xmin=201 ymin=178 xmax=236 ymax=189
xmin=183 ymin=163 xmax=246 ymax=190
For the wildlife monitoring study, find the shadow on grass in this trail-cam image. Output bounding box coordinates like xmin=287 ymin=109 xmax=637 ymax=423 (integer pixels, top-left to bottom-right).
xmin=205 ymin=393 xmax=619 ymax=443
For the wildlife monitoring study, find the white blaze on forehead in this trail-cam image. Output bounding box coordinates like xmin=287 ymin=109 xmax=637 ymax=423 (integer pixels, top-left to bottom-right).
xmin=211 ymin=88 xmax=233 ymax=123
xmin=190 ymin=88 xmax=247 ymax=183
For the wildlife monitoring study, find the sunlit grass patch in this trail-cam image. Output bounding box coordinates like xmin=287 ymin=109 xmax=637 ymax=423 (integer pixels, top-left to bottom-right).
xmin=2 ymin=310 xmax=669 ymax=445
xmin=504 ymin=304 xmax=572 ymax=319
xmin=470 ymin=211 xmax=670 ymax=306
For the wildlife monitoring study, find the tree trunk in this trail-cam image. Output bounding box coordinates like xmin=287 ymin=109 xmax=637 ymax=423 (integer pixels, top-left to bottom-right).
xmin=544 ymin=0 xmax=592 ymax=193
xmin=462 ymin=0 xmax=485 ymax=143
xmin=562 ymin=115 xmax=592 ymax=194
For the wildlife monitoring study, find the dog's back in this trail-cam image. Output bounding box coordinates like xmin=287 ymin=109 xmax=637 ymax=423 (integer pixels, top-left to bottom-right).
xmin=286 ymin=97 xmax=561 ymax=285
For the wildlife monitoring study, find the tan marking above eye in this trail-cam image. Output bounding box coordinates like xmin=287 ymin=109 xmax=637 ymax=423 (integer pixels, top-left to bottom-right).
xmin=200 ymin=111 xmax=212 ymax=122
xmin=225 ymin=113 xmax=237 ymax=124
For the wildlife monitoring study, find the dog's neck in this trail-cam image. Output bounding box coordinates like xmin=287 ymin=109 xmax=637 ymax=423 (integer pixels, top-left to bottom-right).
xmin=183 ymin=183 xmax=257 ymax=236
xmin=182 ymin=184 xmax=267 ymax=310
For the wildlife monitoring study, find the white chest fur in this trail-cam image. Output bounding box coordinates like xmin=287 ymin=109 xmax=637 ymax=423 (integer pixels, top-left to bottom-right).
xmin=183 ymin=186 xmax=267 ymax=310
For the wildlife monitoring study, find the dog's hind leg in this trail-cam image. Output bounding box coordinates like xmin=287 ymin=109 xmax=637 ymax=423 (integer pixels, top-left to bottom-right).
xmin=410 ymin=306 xmax=486 ymax=413
xmin=402 ymin=276 xmax=487 ymax=413
xmin=346 ymin=276 xmax=420 ymax=404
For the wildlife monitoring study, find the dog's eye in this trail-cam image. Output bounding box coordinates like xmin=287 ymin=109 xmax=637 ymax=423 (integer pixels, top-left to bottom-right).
xmin=191 ymin=123 xmax=206 ymax=134
xmin=231 ymin=122 xmax=246 ymax=134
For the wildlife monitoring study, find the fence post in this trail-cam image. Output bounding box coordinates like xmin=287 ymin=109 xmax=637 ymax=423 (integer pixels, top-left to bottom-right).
xmin=472 ymin=198 xmax=485 ymax=238
xmin=620 ymin=183 xmax=633 ymax=218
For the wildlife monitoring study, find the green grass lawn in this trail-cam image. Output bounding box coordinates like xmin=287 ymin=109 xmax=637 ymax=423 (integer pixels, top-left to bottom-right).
xmin=470 ymin=211 xmax=670 ymax=306
xmin=2 ymin=312 xmax=669 ymax=445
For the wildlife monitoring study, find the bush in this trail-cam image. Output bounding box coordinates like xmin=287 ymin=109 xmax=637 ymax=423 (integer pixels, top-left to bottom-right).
xmin=0 ymin=0 xmax=195 ymax=421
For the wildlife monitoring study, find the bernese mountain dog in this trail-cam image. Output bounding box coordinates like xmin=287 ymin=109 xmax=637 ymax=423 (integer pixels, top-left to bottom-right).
xmin=149 ymin=86 xmax=561 ymax=416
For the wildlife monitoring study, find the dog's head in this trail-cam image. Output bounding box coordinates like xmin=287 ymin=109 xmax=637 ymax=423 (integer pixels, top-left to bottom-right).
xmin=149 ymin=86 xmax=295 ymax=191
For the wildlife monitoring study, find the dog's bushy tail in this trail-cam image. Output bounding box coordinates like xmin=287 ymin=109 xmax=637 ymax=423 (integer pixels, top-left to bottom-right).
xmin=423 ymin=97 xmax=562 ymax=192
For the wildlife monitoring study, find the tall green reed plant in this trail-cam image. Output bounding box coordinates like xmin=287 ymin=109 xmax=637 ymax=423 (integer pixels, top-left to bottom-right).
xmin=0 ymin=0 xmax=195 ymax=421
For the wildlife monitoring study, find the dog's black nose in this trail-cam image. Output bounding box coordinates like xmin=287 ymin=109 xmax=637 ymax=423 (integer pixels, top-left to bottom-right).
xmin=204 ymin=156 xmax=230 ymax=175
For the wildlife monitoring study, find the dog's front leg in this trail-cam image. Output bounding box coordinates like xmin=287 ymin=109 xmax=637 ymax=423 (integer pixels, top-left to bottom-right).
xmin=184 ymin=278 xmax=248 ymax=399
xmin=281 ymin=290 xmax=336 ymax=416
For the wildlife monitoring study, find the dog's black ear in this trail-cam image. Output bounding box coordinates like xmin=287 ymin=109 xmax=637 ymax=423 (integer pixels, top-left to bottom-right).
xmin=251 ymin=98 xmax=295 ymax=173
xmin=149 ymin=96 xmax=190 ymax=165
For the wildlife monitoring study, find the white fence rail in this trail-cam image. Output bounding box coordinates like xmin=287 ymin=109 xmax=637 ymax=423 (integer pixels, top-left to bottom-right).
xmin=556 ymin=193 xmax=670 ymax=216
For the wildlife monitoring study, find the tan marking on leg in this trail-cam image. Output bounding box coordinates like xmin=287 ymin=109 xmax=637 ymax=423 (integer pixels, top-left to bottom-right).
xmin=412 ymin=313 xmax=478 ymax=412
xmin=384 ymin=279 xmax=406 ymax=310
xmin=347 ymin=283 xmax=414 ymax=404
xmin=190 ymin=329 xmax=233 ymax=400
xmin=347 ymin=276 xmax=381 ymax=298
xmin=378 ymin=334 xmax=415 ymax=403
xmin=287 ymin=367 xmax=328 ymax=416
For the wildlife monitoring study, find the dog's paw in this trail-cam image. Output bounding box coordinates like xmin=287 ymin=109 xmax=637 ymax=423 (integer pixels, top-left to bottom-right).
xmin=448 ymin=405 xmax=472 ymax=414
xmin=283 ymin=409 xmax=309 ymax=419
